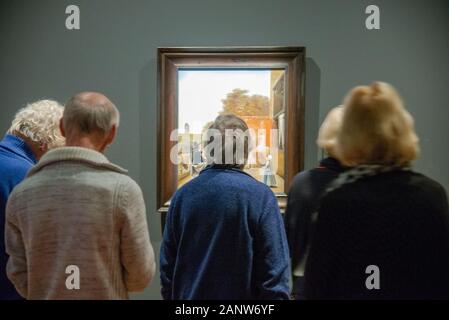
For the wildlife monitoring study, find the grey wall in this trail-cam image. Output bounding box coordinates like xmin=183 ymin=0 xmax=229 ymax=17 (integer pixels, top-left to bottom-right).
xmin=1 ymin=0 xmax=448 ymax=299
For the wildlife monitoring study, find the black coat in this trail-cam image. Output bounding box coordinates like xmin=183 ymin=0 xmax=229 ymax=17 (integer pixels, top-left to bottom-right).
xmin=284 ymin=157 xmax=346 ymax=290
xmin=304 ymin=170 xmax=449 ymax=299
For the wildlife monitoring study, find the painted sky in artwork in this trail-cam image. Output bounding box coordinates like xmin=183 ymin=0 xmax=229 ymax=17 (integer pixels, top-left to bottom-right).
xmin=178 ymin=70 xmax=271 ymax=134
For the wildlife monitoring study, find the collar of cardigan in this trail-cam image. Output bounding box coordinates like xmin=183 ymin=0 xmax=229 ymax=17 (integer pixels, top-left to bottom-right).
xmin=200 ymin=164 xmax=255 ymax=180
xmin=27 ymin=146 xmax=128 ymax=177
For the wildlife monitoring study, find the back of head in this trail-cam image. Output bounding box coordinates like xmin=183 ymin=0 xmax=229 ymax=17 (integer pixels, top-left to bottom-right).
xmin=336 ymin=82 xmax=419 ymax=166
xmin=8 ymin=99 xmax=65 ymax=149
xmin=317 ymin=105 xmax=345 ymax=157
xmin=63 ymin=92 xmax=120 ymax=138
xmin=204 ymin=113 xmax=251 ymax=169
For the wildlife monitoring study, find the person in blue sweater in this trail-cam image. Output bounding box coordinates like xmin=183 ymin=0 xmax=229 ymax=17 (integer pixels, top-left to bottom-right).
xmin=0 ymin=100 xmax=64 ymax=300
xmin=160 ymin=114 xmax=290 ymax=300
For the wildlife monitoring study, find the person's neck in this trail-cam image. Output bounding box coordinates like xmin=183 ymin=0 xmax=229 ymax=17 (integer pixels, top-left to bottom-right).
xmin=14 ymin=133 xmax=44 ymax=160
xmin=65 ymin=136 xmax=105 ymax=153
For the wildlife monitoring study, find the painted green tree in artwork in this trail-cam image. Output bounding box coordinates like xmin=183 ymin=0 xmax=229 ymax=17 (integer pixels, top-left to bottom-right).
xmin=202 ymin=121 xmax=214 ymax=134
xmin=221 ymin=89 xmax=269 ymax=116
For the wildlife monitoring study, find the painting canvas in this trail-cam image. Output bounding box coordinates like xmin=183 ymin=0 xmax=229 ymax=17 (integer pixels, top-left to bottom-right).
xmin=176 ymin=69 xmax=286 ymax=193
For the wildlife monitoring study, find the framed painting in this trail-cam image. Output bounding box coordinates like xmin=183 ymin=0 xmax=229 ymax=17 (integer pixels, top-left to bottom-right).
xmin=157 ymin=47 xmax=306 ymax=227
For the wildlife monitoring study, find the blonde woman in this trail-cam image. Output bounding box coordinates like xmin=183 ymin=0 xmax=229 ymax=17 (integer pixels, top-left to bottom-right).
xmin=285 ymin=105 xmax=346 ymax=299
xmin=304 ymin=82 xmax=449 ymax=299
xmin=0 ymin=100 xmax=64 ymax=300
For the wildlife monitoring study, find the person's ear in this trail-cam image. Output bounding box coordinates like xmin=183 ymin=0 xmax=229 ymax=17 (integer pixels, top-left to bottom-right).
xmin=105 ymin=124 xmax=117 ymax=146
xmin=59 ymin=118 xmax=66 ymax=138
xmin=33 ymin=143 xmax=48 ymax=160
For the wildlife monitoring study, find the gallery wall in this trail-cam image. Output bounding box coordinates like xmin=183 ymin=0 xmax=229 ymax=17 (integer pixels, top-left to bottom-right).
xmin=1 ymin=0 xmax=448 ymax=299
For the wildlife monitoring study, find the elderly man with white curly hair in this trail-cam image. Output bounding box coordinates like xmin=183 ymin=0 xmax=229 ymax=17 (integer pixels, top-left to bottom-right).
xmin=0 ymin=100 xmax=65 ymax=300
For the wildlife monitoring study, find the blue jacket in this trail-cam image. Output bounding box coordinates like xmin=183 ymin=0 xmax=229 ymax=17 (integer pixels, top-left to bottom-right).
xmin=0 ymin=134 xmax=36 ymax=299
xmin=160 ymin=165 xmax=290 ymax=300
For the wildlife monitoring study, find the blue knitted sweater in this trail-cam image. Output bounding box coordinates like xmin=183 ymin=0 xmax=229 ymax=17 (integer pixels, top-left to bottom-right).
xmin=160 ymin=165 xmax=290 ymax=300
xmin=0 ymin=134 xmax=36 ymax=299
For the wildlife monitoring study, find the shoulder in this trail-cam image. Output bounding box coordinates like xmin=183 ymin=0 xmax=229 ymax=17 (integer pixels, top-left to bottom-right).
xmin=290 ymin=170 xmax=310 ymax=188
xmin=324 ymin=170 xmax=448 ymax=206
xmin=0 ymin=152 xmax=32 ymax=177
xmin=401 ymin=171 xmax=448 ymax=203
xmin=288 ymin=167 xmax=335 ymax=199
xmin=238 ymin=172 xmax=277 ymax=204
xmin=248 ymin=174 xmax=275 ymax=194
xmin=114 ymin=175 xmax=146 ymax=220
xmin=289 ymin=170 xmax=316 ymax=193
xmin=7 ymin=169 xmax=36 ymax=198
xmin=115 ymin=174 xmax=144 ymax=199
xmin=362 ymin=170 xmax=446 ymax=198
xmin=6 ymin=177 xmax=32 ymax=216
xmin=402 ymin=171 xmax=445 ymax=190
xmin=176 ymin=169 xmax=276 ymax=203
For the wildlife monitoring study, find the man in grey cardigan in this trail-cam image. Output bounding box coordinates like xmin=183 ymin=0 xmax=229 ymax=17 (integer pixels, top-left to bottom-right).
xmin=5 ymin=92 xmax=156 ymax=299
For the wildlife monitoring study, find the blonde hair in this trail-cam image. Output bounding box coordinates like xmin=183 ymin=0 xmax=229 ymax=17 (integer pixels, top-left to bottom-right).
xmin=317 ymin=105 xmax=345 ymax=157
xmin=8 ymin=99 xmax=65 ymax=149
xmin=336 ymin=82 xmax=419 ymax=166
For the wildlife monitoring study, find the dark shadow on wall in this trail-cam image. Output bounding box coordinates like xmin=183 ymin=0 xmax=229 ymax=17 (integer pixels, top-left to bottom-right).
xmin=303 ymin=58 xmax=321 ymax=170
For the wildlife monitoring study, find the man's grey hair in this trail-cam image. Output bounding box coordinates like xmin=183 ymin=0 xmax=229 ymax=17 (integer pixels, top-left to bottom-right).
xmin=63 ymin=93 xmax=120 ymax=135
xmin=203 ymin=113 xmax=253 ymax=168
xmin=8 ymin=99 xmax=65 ymax=149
